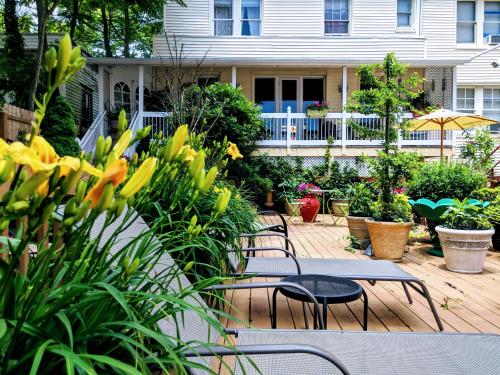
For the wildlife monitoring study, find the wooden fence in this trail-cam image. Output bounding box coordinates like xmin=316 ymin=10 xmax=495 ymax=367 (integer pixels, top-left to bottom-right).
xmin=0 ymin=104 xmax=34 ymax=142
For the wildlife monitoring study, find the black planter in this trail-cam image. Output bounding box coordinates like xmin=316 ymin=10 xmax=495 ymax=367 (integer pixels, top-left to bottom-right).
xmin=492 ymin=224 xmax=500 ymax=252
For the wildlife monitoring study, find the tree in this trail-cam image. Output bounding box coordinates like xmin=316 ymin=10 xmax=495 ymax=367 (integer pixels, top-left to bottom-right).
xmin=346 ymin=53 xmax=423 ymax=221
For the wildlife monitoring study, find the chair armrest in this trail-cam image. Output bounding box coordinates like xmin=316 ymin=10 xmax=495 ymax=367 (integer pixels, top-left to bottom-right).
xmin=257 ymin=210 xmax=288 ymax=233
xmin=240 ymin=247 xmax=301 ymax=274
xmin=204 ymin=281 xmax=325 ymax=330
xmin=240 ymin=233 xmax=297 ymax=256
xmin=182 ymin=343 xmax=350 ymax=375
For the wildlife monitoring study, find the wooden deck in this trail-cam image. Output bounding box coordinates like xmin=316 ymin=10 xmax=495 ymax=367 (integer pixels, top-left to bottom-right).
xmin=224 ymin=216 xmax=500 ymax=334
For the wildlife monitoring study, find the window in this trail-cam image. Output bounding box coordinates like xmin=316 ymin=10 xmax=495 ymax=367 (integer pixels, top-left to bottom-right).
xmin=483 ymin=88 xmax=500 ymax=130
xmin=325 ymin=0 xmax=349 ymax=34
xmin=241 ymin=0 xmax=261 ymax=36
xmin=397 ymin=0 xmax=413 ymax=27
xmin=303 ymin=78 xmax=325 ymax=112
xmin=198 ymin=76 xmax=220 ymax=87
xmin=255 ymin=78 xmax=276 ymax=113
xmin=81 ymin=87 xmax=93 ymax=131
xmin=113 ymin=82 xmax=130 ymax=113
xmin=214 ymin=0 xmax=233 ymax=36
xmin=457 ymin=87 xmax=476 ymax=113
xmin=484 ymin=1 xmax=500 ymax=38
xmin=457 ymin=1 xmax=476 ymax=43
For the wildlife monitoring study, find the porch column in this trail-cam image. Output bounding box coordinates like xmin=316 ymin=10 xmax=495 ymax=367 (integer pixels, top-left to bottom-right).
xmin=231 ymin=66 xmax=237 ymax=88
xmin=451 ymin=66 xmax=458 ymax=157
xmin=138 ymin=65 xmax=145 ymax=114
xmin=341 ymin=66 xmax=348 ymax=153
xmin=98 ymin=65 xmax=105 ymax=114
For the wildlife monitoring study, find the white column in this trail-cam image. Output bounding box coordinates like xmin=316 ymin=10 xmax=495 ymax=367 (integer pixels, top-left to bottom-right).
xmin=231 ymin=66 xmax=237 ymax=88
xmin=286 ymin=106 xmax=292 ymax=155
xmin=341 ymin=66 xmax=348 ymax=153
xmin=451 ymin=66 xmax=458 ymax=156
xmin=138 ymin=65 xmax=144 ymax=115
xmin=98 ymin=65 xmax=105 ymax=114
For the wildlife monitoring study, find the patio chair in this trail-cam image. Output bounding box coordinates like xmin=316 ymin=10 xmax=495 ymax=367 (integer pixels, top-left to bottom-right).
xmin=251 ymin=210 xmax=289 ymax=250
xmin=98 ymin=211 xmax=500 ymax=374
xmin=234 ymin=233 xmax=445 ymax=331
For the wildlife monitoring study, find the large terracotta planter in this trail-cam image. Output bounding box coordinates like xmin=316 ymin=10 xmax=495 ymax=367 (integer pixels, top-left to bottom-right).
xmin=436 ymin=226 xmax=494 ymax=273
xmin=346 ymin=216 xmax=372 ymax=240
xmin=365 ymin=220 xmax=412 ymax=262
xmin=299 ymin=194 xmax=320 ymax=223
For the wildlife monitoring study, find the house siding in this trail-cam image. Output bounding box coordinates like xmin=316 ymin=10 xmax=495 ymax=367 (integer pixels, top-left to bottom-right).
xmin=65 ymin=66 xmax=99 ymax=130
xmin=352 ymin=0 xmax=396 ymax=36
xmin=457 ymin=47 xmax=500 ymax=85
xmin=263 ymin=0 xmax=323 ymax=36
xmin=164 ymin=0 xmax=210 ymax=36
xmin=421 ymin=0 xmax=457 ymax=57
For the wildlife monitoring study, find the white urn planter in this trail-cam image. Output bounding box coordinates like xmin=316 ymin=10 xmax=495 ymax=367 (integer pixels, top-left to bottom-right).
xmin=435 ymin=226 xmax=494 ymax=274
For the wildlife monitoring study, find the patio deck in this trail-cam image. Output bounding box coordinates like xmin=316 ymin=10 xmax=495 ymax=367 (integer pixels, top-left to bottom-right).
xmin=223 ymin=216 xmax=500 ymax=334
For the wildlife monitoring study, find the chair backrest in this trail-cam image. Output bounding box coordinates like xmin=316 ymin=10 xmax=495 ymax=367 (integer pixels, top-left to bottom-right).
xmin=89 ymin=209 xmax=222 ymax=372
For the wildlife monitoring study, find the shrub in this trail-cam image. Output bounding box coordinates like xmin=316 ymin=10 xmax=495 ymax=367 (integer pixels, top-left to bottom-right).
xmin=407 ymin=162 xmax=487 ymax=201
xmin=373 ymin=194 xmax=413 ymax=223
xmin=470 ymin=187 xmax=500 ymax=202
xmin=40 ymin=95 xmax=81 ymax=156
xmin=442 ymin=200 xmax=492 ymax=230
xmin=349 ymin=184 xmax=374 ymax=217
xmin=460 ymin=129 xmax=495 ymax=173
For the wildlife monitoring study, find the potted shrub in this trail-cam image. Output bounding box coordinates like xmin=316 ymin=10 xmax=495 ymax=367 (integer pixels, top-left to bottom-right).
xmin=346 ymin=184 xmax=374 ymax=242
xmin=329 ymin=186 xmax=355 ymax=217
xmin=367 ymin=194 xmax=413 ymax=261
xmin=306 ymin=102 xmax=329 ymax=118
xmin=261 ymin=177 xmax=274 ymax=208
xmin=278 ymin=179 xmax=302 ymax=215
xmin=346 ymin=53 xmax=424 ymax=261
xmin=436 ymin=200 xmax=494 ymax=273
xmin=297 ymin=182 xmax=322 ymax=222
xmin=484 ymin=202 xmax=500 ymax=252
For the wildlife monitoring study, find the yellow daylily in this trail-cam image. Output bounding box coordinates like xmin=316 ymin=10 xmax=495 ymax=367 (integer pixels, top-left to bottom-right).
xmin=112 ymin=129 xmax=132 ymax=158
xmin=120 ymin=157 xmax=157 ymax=198
xmin=227 ymin=142 xmax=243 ymax=160
xmin=85 ymin=159 xmax=128 ymax=208
xmin=183 ymin=146 xmax=197 ymax=163
xmin=30 ymin=136 xmax=58 ymax=164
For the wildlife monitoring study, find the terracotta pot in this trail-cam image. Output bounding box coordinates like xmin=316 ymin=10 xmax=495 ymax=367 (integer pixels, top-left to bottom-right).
xmin=347 ymin=216 xmax=372 ymax=240
xmin=299 ymin=194 xmax=320 ymax=223
xmin=365 ymin=220 xmax=412 ymax=262
xmin=436 ymin=226 xmax=494 ymax=273
xmin=264 ymin=191 xmax=274 ymax=208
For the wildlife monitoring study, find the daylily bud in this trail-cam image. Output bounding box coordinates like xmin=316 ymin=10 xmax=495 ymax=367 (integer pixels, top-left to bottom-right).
xmin=61 ymin=167 xmax=83 ymax=195
xmin=165 ymin=125 xmax=189 ymax=162
xmin=64 ymin=199 xmax=79 ymax=217
xmin=0 ymin=158 xmax=14 ymax=183
xmin=94 ymin=182 xmax=114 ymax=213
xmin=63 ymin=217 xmax=75 ymax=227
xmin=95 ymin=136 xmax=105 ymax=162
xmin=132 ymin=153 xmax=138 ymax=165
xmin=117 ymin=109 xmax=128 ymax=134
xmin=44 ymin=47 xmax=58 ymax=72
xmin=16 ymin=171 xmax=51 ymax=201
xmin=41 ymin=202 xmax=56 ymax=223
xmin=189 ymin=150 xmax=206 ymax=179
xmin=0 ymin=220 xmax=9 ymax=231
xmin=56 ymin=34 xmax=72 ymax=82
xmin=183 ymin=261 xmax=195 ymax=273
xmin=69 ymin=46 xmax=81 ymax=65
xmin=119 ymin=157 xmax=157 ymax=199
xmin=113 ymin=129 xmax=132 ymax=157
xmin=74 ymin=200 xmax=91 ymax=222
xmin=194 ymin=170 xmax=205 ymax=191
xmin=200 ymin=166 xmax=218 ymax=194
xmin=6 ymin=201 xmax=30 ymax=213
xmin=127 ymin=258 xmax=140 ymax=275
xmin=104 ymin=136 xmax=113 ymax=155
xmin=190 ymin=215 xmax=197 ymax=226
xmin=192 ymin=225 xmax=202 ymax=237
xmin=49 ymin=166 xmax=61 ymax=190
xmin=75 ymin=180 xmax=88 ymax=203
xmin=214 ymin=189 xmax=231 ymax=215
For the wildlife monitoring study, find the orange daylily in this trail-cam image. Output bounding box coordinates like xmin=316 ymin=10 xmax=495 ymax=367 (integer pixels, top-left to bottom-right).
xmin=84 ymin=159 xmax=128 ymax=208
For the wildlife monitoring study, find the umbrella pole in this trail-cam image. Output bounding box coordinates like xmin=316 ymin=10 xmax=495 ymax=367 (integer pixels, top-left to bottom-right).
xmin=440 ymin=126 xmax=444 ymax=160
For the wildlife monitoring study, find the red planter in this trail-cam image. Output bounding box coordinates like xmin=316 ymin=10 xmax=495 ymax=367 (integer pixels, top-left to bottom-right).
xmin=299 ymin=194 xmax=320 ymax=223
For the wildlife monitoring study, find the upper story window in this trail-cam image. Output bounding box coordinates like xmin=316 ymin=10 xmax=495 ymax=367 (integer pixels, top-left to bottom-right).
xmin=325 ymin=0 xmax=349 ymax=35
xmin=457 ymin=87 xmax=476 ymax=113
xmin=457 ymin=1 xmax=477 ymax=43
xmin=214 ymin=0 xmax=233 ymax=36
xmin=241 ymin=0 xmax=261 ymax=36
xmin=484 ymin=1 xmax=500 ymax=38
xmin=397 ymin=0 xmax=413 ymax=28
xmin=483 ymin=88 xmax=500 ymax=130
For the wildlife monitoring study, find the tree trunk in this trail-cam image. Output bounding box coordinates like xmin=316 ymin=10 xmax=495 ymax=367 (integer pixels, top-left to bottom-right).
xmin=30 ymin=0 xmax=47 ymax=111
xmin=69 ymin=0 xmax=79 ymax=42
xmin=101 ymin=5 xmax=112 ymax=57
xmin=123 ymin=5 xmax=130 ymax=58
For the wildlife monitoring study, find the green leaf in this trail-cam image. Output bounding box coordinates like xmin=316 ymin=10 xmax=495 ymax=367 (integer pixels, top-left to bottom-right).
xmin=0 ymin=319 xmax=7 ymax=339
xmin=55 ymin=312 xmax=74 ymax=349
xmin=79 ymin=354 xmax=143 ymax=375
xmin=29 ymin=339 xmax=54 ymax=375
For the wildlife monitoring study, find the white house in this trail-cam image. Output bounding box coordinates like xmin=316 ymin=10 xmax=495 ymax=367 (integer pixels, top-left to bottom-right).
xmin=83 ymin=0 xmax=500 ymax=162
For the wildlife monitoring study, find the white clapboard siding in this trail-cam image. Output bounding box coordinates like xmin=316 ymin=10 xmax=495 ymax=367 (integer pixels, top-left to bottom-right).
xmin=453 ymin=131 xmax=500 ymax=177
xmin=164 ymin=0 xmax=210 ymax=36
xmin=153 ymin=35 xmax=426 ymax=62
xmin=352 ymin=0 xmax=396 ymax=36
xmin=421 ymin=0 xmax=457 ymax=58
xmin=457 ymin=46 xmax=500 ymax=85
xmin=65 ymin=66 xmax=99 ymax=128
xmin=263 ymin=0 xmax=323 ymax=36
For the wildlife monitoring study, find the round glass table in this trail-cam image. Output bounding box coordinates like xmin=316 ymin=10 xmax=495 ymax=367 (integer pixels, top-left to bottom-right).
xmin=272 ymin=274 xmax=368 ymax=330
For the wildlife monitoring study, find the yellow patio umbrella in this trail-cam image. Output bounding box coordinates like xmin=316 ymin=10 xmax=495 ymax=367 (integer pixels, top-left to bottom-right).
xmin=407 ymin=109 xmax=497 ymax=159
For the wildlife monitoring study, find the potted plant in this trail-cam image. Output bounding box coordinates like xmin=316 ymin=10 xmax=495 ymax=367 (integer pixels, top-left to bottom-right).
xmin=297 ymin=182 xmax=322 ymax=222
xmin=306 ymin=102 xmax=329 ymax=118
xmin=484 ymin=201 xmax=500 ymax=252
xmin=261 ymin=177 xmax=274 ymax=208
xmin=329 ymin=186 xmax=355 ymax=217
xmin=436 ymin=200 xmax=494 ymax=273
xmin=346 ymin=184 xmax=374 ymax=242
xmin=278 ymin=179 xmax=302 ymax=215
xmin=346 ymin=53 xmax=423 ymax=261
xmin=105 ymin=103 xmax=120 ymax=134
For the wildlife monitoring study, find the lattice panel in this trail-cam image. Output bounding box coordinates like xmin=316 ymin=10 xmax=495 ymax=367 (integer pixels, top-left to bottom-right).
xmin=266 ymin=156 xmax=372 ymax=177
xmin=424 ymin=67 xmax=454 ymax=110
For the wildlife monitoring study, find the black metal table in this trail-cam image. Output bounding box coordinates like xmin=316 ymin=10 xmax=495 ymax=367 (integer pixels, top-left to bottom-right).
xmin=272 ymin=274 xmax=368 ymax=330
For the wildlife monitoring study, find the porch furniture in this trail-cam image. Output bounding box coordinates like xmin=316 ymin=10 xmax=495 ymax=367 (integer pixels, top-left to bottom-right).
xmin=311 ymin=189 xmax=335 ymax=226
xmin=284 ymin=199 xmax=304 ymax=223
xmin=251 ymin=210 xmax=289 ymax=250
xmin=93 ymin=209 xmax=499 ymax=374
xmin=273 ymin=274 xmax=368 ymax=330
xmin=235 ymin=232 xmax=444 ymax=331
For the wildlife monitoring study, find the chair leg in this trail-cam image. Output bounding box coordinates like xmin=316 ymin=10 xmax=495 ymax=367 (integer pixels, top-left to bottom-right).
xmin=362 ymin=289 xmax=369 ymax=331
xmin=402 ymin=282 xmax=413 ymax=304
xmin=408 ymin=281 xmax=444 ymax=332
xmin=271 ymin=288 xmax=279 ymax=329
xmin=302 ymin=302 xmax=309 ymax=330
xmin=322 ymin=302 xmax=328 ymax=330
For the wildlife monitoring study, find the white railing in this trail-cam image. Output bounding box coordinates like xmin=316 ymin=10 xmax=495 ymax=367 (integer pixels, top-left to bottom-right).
xmin=124 ymin=111 xmax=140 ymax=158
xmin=79 ymin=112 xmax=106 ymax=153
xmin=142 ymin=111 xmax=172 ymax=136
xmin=260 ymin=107 xmax=453 ymax=149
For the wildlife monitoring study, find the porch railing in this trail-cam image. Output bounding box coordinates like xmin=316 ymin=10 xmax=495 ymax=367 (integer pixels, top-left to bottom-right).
xmin=137 ymin=109 xmax=453 ymax=149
